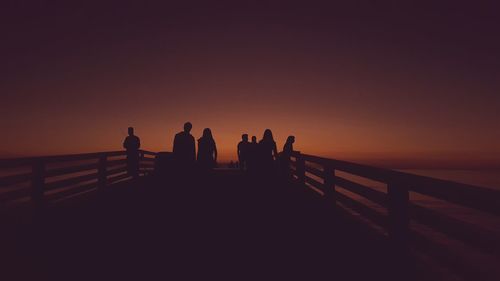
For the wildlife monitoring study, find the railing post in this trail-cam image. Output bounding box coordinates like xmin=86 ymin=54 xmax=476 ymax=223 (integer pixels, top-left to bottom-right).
xmin=387 ymin=183 xmax=409 ymax=246
xmin=98 ymin=154 xmax=107 ymax=189
xmin=31 ymin=160 xmax=45 ymax=209
xmin=296 ymin=154 xmax=306 ymax=185
xmin=138 ymin=151 xmax=144 ymax=177
xmin=323 ymin=165 xmax=335 ymax=201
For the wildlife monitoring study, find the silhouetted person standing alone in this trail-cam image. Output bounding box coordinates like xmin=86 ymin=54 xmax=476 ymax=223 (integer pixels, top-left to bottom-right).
xmin=173 ymin=122 xmax=196 ymax=170
xmin=259 ymin=129 xmax=278 ymax=174
xmin=123 ymin=127 xmax=140 ymax=178
xmin=197 ymin=128 xmax=217 ymax=171
xmin=237 ymin=134 xmax=250 ymax=171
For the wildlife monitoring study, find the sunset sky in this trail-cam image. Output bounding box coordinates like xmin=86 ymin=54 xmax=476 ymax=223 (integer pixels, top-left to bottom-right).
xmin=2 ymin=1 xmax=499 ymax=167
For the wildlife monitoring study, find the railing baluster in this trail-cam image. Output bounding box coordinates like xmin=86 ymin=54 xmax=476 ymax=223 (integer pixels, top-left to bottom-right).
xmin=31 ymin=160 xmax=45 ymax=209
xmin=296 ymin=154 xmax=306 ymax=185
xmin=98 ymin=154 xmax=107 ymax=189
xmin=323 ymin=165 xmax=335 ymax=201
xmin=387 ymin=183 xmax=409 ymax=245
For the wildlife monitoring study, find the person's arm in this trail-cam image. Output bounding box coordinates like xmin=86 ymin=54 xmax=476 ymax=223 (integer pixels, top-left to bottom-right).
xmin=137 ymin=137 xmax=141 ymax=149
xmin=191 ymin=137 xmax=196 ymax=162
xmin=273 ymin=143 xmax=278 ymax=160
xmin=214 ymin=143 xmax=218 ymax=163
xmin=173 ymin=135 xmax=178 ymax=154
xmin=123 ymin=137 xmax=128 ymax=150
xmin=237 ymin=143 xmax=241 ymax=159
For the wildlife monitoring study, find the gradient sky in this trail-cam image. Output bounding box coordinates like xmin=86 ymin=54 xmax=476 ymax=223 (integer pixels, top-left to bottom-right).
xmin=2 ymin=1 xmax=500 ymax=167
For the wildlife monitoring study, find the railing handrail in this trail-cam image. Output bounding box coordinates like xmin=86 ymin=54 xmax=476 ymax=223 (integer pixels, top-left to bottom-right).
xmin=289 ymin=151 xmax=500 ymax=269
xmin=292 ymin=152 xmax=500 ymax=213
xmin=0 ymin=150 xmax=157 ymax=168
xmin=0 ymin=149 xmax=158 ymax=206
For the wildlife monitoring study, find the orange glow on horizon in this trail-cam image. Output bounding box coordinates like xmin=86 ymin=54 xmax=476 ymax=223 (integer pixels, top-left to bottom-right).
xmin=2 ymin=3 xmax=499 ymax=169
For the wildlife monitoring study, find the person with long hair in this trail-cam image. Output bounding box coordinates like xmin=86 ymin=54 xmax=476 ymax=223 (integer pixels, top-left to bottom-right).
xmin=282 ymin=135 xmax=295 ymax=155
xmin=197 ymin=128 xmax=218 ymax=170
xmin=280 ymin=135 xmax=295 ymax=178
xmin=259 ymin=129 xmax=278 ymax=173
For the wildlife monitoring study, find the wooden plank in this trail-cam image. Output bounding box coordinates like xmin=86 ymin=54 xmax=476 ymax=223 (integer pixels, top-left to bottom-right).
xmin=293 ymin=152 xmax=393 ymax=183
xmin=411 ymin=231 xmax=495 ymax=281
xmin=296 ymin=156 xmax=306 ymax=185
xmin=0 ymin=172 xmax=32 ymax=187
xmin=45 ymin=163 xmax=99 ymax=178
xmin=107 ymin=166 xmax=128 ymax=176
xmin=0 ymin=188 xmax=31 ymax=202
xmin=334 ymin=176 xmax=387 ymax=206
xmin=45 ymin=172 xmax=99 ymax=191
xmin=408 ymin=179 xmax=500 ymax=216
xmin=410 ymin=204 xmax=500 ymax=257
xmin=108 ymin=173 xmax=131 ymax=184
xmin=107 ymin=159 xmax=127 ymax=167
xmin=305 ymin=165 xmax=323 ymax=179
xmin=335 ymin=191 xmax=387 ymax=228
xmin=139 ymin=150 xmax=157 ymax=156
xmin=0 ymin=151 xmax=125 ymax=168
xmin=292 ymin=152 xmax=500 ymax=216
xmin=305 ymin=176 xmax=324 ymax=190
xmin=46 ymin=181 xmax=98 ymax=202
xmin=387 ymin=183 xmax=409 ymax=244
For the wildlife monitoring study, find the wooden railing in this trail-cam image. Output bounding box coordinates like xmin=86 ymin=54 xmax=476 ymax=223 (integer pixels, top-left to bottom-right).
xmin=0 ymin=150 xmax=157 ymax=208
xmin=290 ymin=151 xmax=500 ymax=280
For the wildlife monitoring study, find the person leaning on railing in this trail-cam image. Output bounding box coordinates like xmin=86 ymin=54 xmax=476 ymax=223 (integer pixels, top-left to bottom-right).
xmin=279 ymin=135 xmax=295 ymax=178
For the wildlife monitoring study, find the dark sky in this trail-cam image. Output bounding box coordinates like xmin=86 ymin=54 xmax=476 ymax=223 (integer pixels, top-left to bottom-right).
xmin=2 ymin=1 xmax=499 ymax=167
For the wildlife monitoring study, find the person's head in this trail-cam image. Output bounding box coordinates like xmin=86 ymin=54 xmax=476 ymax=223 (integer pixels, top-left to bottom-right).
xmin=183 ymin=122 xmax=192 ymax=133
xmin=251 ymin=136 xmax=257 ymax=143
xmin=286 ymin=135 xmax=295 ymax=144
xmin=128 ymin=127 xmax=134 ymax=136
xmin=242 ymin=134 xmax=248 ymax=142
xmin=202 ymin=128 xmax=213 ymax=139
xmin=263 ymin=129 xmax=274 ymax=142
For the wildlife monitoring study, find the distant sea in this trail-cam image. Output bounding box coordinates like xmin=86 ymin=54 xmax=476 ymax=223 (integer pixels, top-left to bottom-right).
xmin=399 ymin=169 xmax=500 ymax=190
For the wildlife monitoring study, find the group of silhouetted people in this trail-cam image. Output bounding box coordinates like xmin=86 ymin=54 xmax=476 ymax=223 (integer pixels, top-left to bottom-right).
xmin=172 ymin=122 xmax=217 ymax=171
xmin=238 ymin=130 xmax=295 ymax=176
xmin=123 ymin=122 xmax=295 ymax=178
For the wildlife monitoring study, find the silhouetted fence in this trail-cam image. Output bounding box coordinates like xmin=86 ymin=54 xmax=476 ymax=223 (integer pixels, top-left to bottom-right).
xmin=290 ymin=151 xmax=500 ymax=280
xmin=0 ymin=150 xmax=157 ymax=207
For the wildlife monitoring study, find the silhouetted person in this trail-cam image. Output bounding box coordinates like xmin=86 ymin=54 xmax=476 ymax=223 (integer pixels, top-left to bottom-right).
xmin=197 ymin=128 xmax=217 ymax=171
xmin=123 ymin=127 xmax=140 ymax=177
xmin=173 ymin=122 xmax=196 ymax=170
xmin=282 ymin=135 xmax=295 ymax=155
xmin=247 ymin=136 xmax=259 ymax=173
xmin=280 ymin=135 xmax=295 ymax=178
xmin=237 ymin=134 xmax=250 ymax=171
xmin=259 ymin=129 xmax=278 ymax=174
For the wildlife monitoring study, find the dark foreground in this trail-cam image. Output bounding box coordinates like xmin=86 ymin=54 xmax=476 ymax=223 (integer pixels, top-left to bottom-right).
xmin=2 ymin=170 xmax=423 ymax=281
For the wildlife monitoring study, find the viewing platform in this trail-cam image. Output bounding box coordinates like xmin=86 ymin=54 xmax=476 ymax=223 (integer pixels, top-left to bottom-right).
xmin=1 ymin=150 xmax=500 ymax=280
